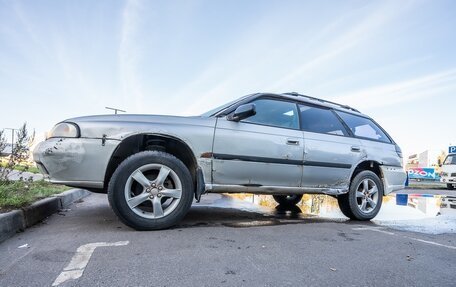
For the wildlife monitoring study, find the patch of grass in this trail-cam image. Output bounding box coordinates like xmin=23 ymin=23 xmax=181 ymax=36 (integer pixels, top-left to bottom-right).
xmin=11 ymin=165 xmax=40 ymax=174
xmin=0 ymin=180 xmax=68 ymax=212
xmin=0 ymin=161 xmax=40 ymax=174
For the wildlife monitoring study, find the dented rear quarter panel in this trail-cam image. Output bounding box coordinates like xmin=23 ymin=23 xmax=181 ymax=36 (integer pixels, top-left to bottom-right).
xmin=357 ymin=139 xmax=405 ymax=194
xmin=358 ymin=139 xmax=402 ymax=167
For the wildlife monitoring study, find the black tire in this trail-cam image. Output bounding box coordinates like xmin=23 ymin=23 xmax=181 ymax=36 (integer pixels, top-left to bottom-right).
xmin=448 ymin=184 xmax=455 ymax=190
xmin=339 ymin=170 xmax=383 ymax=221
xmin=272 ymin=194 xmax=303 ymax=205
xmin=108 ymin=151 xmax=194 ymax=230
xmin=337 ymin=193 xmax=354 ymax=219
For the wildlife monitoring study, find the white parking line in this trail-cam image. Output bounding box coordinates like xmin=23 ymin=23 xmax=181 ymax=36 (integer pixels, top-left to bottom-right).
xmin=52 ymin=241 xmax=129 ymax=286
xmin=408 ymin=237 xmax=456 ymax=250
xmin=352 ymin=227 xmax=395 ymax=235
xmin=353 ymin=227 xmax=456 ymax=250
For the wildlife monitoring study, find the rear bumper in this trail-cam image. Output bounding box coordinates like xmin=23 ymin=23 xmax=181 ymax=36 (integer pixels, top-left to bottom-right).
xmin=33 ymin=137 xmax=119 ymax=189
xmin=380 ymin=165 xmax=406 ymax=195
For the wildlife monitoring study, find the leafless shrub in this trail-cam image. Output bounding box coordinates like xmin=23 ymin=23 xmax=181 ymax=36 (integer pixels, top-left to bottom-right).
xmin=0 ymin=130 xmax=6 ymax=156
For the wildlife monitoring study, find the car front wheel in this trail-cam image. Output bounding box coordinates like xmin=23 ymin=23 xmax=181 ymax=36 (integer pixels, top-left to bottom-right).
xmin=108 ymin=151 xmax=194 ymax=230
xmin=447 ymin=184 xmax=455 ymax=190
xmin=338 ymin=170 xmax=383 ymax=220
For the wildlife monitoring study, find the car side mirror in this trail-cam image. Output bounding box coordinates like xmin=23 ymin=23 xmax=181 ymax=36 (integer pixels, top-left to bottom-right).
xmin=227 ymin=103 xmax=256 ymax=122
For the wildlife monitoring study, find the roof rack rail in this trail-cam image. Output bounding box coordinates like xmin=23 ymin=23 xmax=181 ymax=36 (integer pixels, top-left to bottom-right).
xmin=283 ymin=92 xmax=360 ymax=113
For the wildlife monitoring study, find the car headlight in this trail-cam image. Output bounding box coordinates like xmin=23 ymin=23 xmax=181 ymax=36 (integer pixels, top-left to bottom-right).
xmin=48 ymin=122 xmax=80 ymax=138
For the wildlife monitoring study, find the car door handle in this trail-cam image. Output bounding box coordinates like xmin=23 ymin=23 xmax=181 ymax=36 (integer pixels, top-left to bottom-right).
xmin=286 ymin=139 xmax=300 ymax=145
xmin=351 ymin=146 xmax=361 ymax=152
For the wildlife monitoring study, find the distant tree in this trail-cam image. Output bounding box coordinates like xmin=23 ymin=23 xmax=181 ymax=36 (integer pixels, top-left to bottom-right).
xmin=0 ymin=130 xmax=6 ymax=156
xmin=0 ymin=123 xmax=35 ymax=182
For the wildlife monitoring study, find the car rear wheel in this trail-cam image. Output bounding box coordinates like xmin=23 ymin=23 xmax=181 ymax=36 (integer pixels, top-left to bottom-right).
xmin=447 ymin=184 xmax=455 ymax=190
xmin=108 ymin=151 xmax=193 ymax=230
xmin=337 ymin=194 xmax=354 ymax=219
xmin=338 ymin=170 xmax=383 ymax=220
xmin=272 ymin=194 xmax=303 ymax=205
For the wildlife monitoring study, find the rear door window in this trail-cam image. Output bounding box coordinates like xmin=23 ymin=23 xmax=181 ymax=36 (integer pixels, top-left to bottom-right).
xmin=299 ymin=105 xmax=348 ymax=136
xmin=336 ymin=111 xmax=391 ymax=143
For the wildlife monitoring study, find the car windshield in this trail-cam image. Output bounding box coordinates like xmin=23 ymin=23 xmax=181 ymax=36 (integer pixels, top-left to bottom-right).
xmin=444 ymin=155 xmax=456 ymax=165
xmin=200 ymin=95 xmax=252 ymax=117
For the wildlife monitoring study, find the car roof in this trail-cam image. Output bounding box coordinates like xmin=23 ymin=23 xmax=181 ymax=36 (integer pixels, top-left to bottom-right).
xmin=254 ymin=92 xmax=366 ymax=117
xmin=213 ymin=92 xmax=370 ymax=119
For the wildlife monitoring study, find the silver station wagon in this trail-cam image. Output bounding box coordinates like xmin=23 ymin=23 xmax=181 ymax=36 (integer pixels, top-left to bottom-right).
xmin=33 ymin=92 xmax=406 ymax=230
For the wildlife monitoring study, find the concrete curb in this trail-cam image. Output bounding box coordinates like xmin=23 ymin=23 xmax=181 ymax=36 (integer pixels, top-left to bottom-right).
xmin=0 ymin=210 xmax=25 ymax=243
xmin=0 ymin=189 xmax=90 ymax=244
xmin=52 ymin=189 xmax=90 ymax=209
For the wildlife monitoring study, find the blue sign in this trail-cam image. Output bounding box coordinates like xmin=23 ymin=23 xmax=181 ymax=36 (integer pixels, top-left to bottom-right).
xmin=449 ymin=146 xmax=456 ymax=154
xmin=407 ymin=168 xmax=440 ymax=180
xmin=396 ymin=194 xmax=408 ymax=206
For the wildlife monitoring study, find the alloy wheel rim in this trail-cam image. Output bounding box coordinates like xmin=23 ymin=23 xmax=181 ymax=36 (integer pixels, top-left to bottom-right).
xmin=355 ymin=178 xmax=379 ymax=214
xmin=124 ymin=163 xmax=182 ymax=219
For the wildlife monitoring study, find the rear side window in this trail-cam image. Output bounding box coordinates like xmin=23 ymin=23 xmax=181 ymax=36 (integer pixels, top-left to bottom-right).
xmin=299 ymin=105 xmax=348 ymax=136
xmin=243 ymin=98 xmax=299 ymax=129
xmin=336 ymin=111 xmax=391 ymax=143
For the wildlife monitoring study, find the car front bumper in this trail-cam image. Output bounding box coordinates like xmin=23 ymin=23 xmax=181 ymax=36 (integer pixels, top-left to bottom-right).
xmin=440 ymin=177 xmax=456 ymax=184
xmin=33 ymin=137 xmax=119 ymax=189
xmin=380 ymin=165 xmax=406 ymax=195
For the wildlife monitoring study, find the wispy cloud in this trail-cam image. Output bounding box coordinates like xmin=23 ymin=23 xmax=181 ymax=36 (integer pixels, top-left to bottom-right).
xmin=178 ymin=1 xmax=414 ymax=116
xmin=266 ymin=1 xmax=412 ymax=91
xmin=11 ymin=2 xmax=50 ymax=58
xmin=328 ymin=69 xmax=456 ymax=110
xmin=0 ymin=0 xmax=454 ymax=154
xmin=119 ymin=0 xmax=145 ymax=113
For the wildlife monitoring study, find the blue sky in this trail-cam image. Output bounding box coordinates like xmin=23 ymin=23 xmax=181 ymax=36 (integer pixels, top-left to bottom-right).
xmin=0 ymin=0 xmax=455 ymax=156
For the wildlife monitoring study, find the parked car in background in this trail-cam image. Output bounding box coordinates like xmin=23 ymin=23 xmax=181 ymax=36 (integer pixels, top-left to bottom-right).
xmin=440 ymin=153 xmax=456 ymax=190
xmin=33 ymin=92 xmax=406 ymax=230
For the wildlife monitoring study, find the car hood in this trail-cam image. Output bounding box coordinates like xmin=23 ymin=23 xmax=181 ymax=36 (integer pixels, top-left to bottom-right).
xmin=67 ymin=114 xmax=201 ymax=124
xmin=65 ymin=114 xmax=216 ymax=139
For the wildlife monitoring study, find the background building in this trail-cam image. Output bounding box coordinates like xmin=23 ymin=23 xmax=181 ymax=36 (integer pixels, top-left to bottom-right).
xmin=406 ymin=149 xmax=447 ymax=171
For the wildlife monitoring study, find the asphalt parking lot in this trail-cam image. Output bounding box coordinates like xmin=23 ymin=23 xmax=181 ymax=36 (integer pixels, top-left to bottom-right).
xmin=0 ymin=192 xmax=455 ymax=287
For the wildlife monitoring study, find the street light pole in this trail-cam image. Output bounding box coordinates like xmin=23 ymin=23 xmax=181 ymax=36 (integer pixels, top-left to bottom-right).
xmin=105 ymin=107 xmax=126 ymax=114
xmin=4 ymin=128 xmax=17 ymax=152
